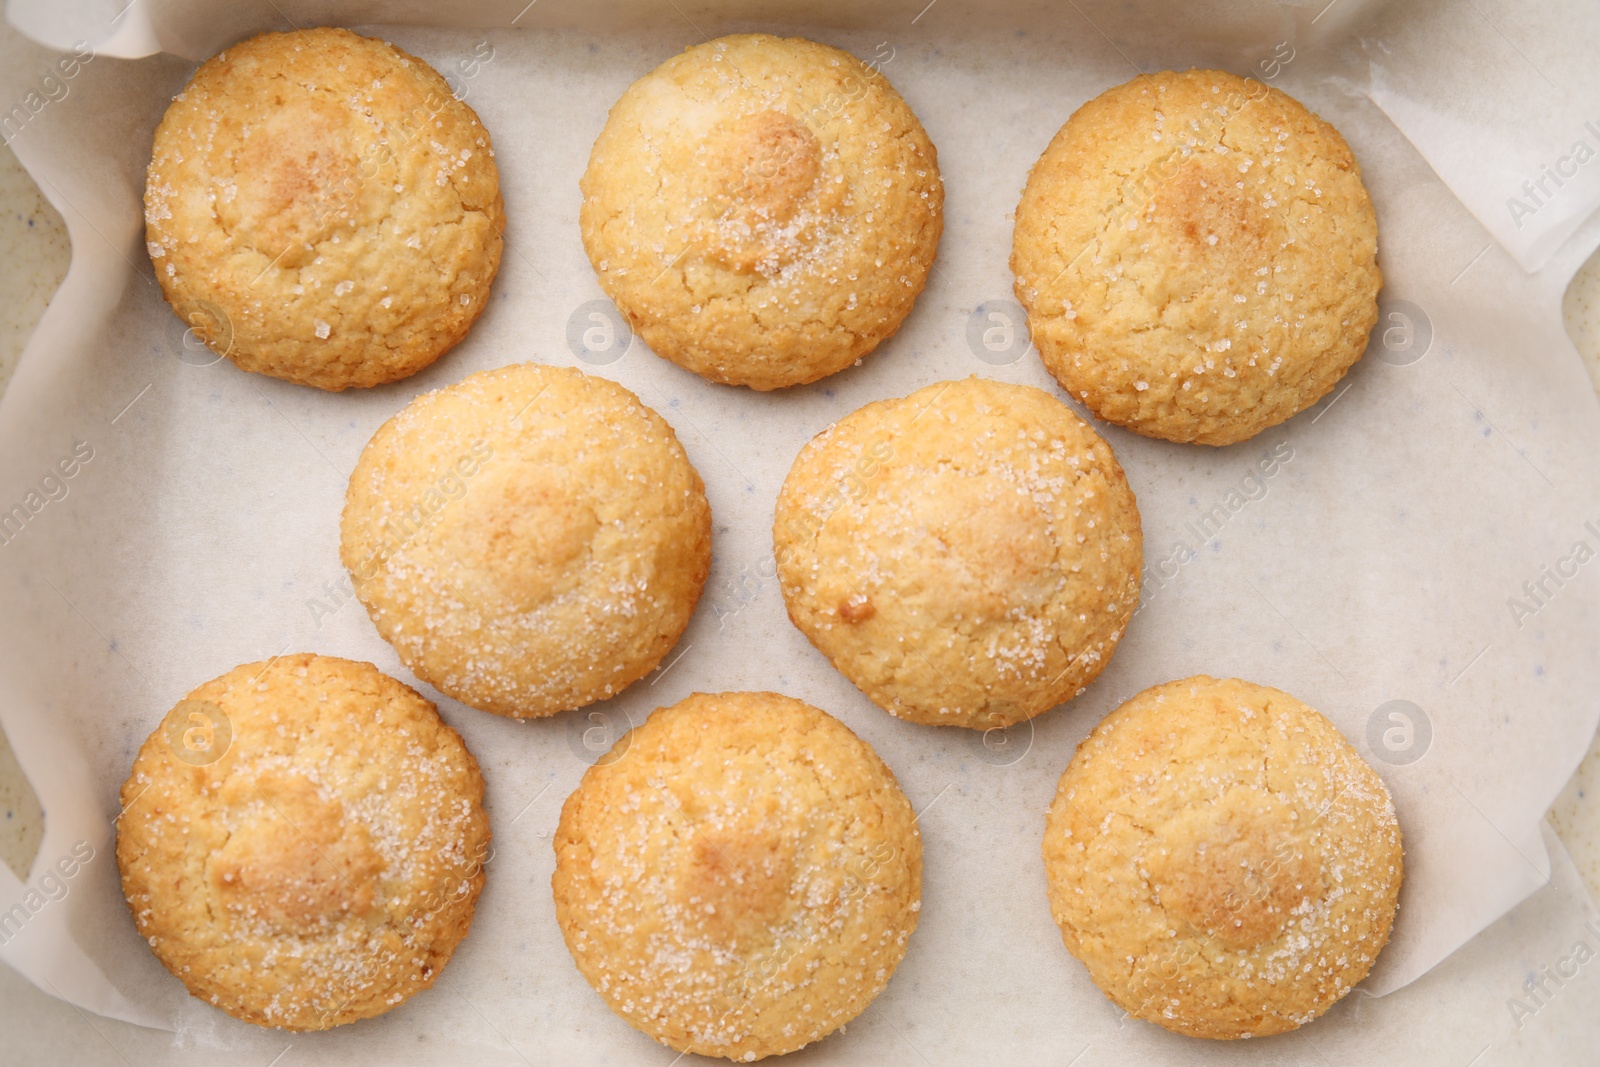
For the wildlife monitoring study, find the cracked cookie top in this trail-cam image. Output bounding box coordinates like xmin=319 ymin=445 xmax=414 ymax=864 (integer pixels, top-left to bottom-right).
xmin=1043 ymin=675 xmax=1403 ymax=1039
xmin=116 ymin=654 xmax=490 ymax=1030
xmin=579 ymin=33 xmax=942 ymax=391
xmin=552 ymin=691 xmax=921 ymax=1060
xmin=773 ymin=377 xmax=1142 ymax=730
xmin=145 ymin=27 xmax=505 ymax=390
xmin=339 ymin=363 xmax=712 ymax=719
xmin=1012 ymin=69 xmax=1380 ymax=445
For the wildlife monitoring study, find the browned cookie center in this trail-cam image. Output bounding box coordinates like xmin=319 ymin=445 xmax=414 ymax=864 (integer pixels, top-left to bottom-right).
xmin=868 ymin=466 xmax=1059 ymax=622
xmin=224 ymin=101 xmax=367 ymax=264
xmin=1150 ymin=155 xmax=1273 ymax=265
xmin=679 ymin=828 xmax=798 ymax=946
xmin=435 ymin=469 xmax=600 ymax=615
xmin=1152 ymin=791 xmax=1322 ymax=951
xmin=209 ymin=771 xmax=383 ymax=934
xmin=699 ymin=110 xmax=825 ymax=272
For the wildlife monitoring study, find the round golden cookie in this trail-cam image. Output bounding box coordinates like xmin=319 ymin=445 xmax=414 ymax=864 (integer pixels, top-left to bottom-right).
xmin=146 ymin=27 xmax=506 ymax=390
xmin=774 ymin=377 xmax=1142 ymax=730
xmin=1011 ymin=69 xmax=1381 ymax=445
xmin=552 ymin=691 xmax=921 ymax=1060
xmin=579 ymin=33 xmax=943 ymax=390
xmin=340 ymin=363 xmax=711 ymax=718
xmin=115 ymin=654 xmax=491 ymax=1031
xmin=1042 ymin=676 xmax=1404 ymax=1039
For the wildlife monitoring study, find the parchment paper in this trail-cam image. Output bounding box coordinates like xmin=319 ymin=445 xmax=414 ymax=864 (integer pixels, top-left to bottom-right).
xmin=1 ymin=0 xmax=1599 ymax=1062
